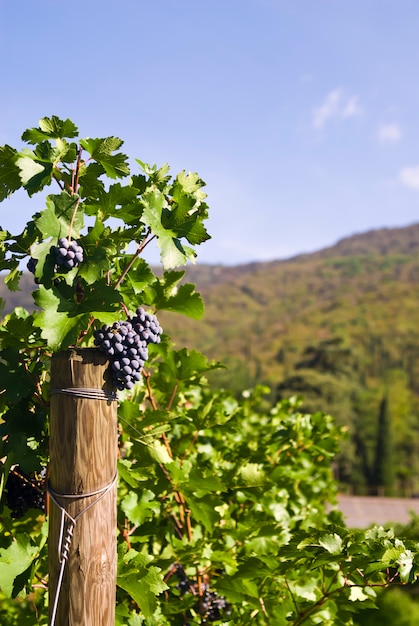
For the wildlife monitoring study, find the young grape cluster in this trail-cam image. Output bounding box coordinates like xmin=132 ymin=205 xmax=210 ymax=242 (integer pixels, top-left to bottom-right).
xmin=174 ymin=565 xmax=231 ymax=623
xmin=5 ymin=466 xmax=46 ymax=518
xmin=55 ymin=237 xmax=84 ymax=270
xmin=93 ymin=308 xmax=162 ymax=391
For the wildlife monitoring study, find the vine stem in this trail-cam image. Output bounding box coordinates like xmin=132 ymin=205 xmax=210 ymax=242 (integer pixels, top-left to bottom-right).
xmin=67 ymin=146 xmax=83 ymax=241
xmin=73 ymin=145 xmax=83 ymax=193
xmin=167 ymin=384 xmax=178 ymax=412
xmin=67 ymin=196 xmax=81 ymax=242
xmin=113 ymin=229 xmax=155 ymax=290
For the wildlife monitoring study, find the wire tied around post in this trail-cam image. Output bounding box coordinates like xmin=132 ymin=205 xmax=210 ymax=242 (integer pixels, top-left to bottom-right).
xmin=47 ymin=473 xmax=118 ymax=626
xmin=50 ymin=387 xmax=118 ymax=401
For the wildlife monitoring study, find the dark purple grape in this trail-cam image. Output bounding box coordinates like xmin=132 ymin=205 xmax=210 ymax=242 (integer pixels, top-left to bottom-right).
xmin=54 ymin=237 xmax=84 ymax=270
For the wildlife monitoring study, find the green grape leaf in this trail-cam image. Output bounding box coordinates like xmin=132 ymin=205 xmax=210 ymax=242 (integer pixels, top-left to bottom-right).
xmin=187 ymin=496 xmax=220 ymax=531
xmin=149 ymin=440 xmax=173 ymax=465
xmin=0 ymin=144 xmax=22 ymax=200
xmin=117 ymin=550 xmax=168 ymax=619
xmin=76 ymin=219 xmax=118 ymax=283
xmin=397 ymin=550 xmax=415 ymax=583
xmin=348 ymin=586 xmax=371 ymax=602
xmin=174 ymin=170 xmax=207 ymax=195
xmin=185 ymin=467 xmax=226 ymax=495
xmin=238 ymin=463 xmax=265 ymax=487
xmin=164 ymin=175 xmax=210 ymax=246
xmin=153 ymin=281 xmax=204 ymax=319
xmin=16 ymin=153 xmax=53 ymax=196
xmin=34 ymin=193 xmax=83 ymax=240
xmin=141 ymin=190 xmax=197 ymax=269
xmin=141 ymin=269 xmax=204 ymax=318
xmin=33 ymin=306 xmax=91 ymax=350
xmin=78 ymin=162 xmax=106 ymax=197
xmin=319 ymin=532 xmax=343 ymax=555
xmin=158 ymin=348 xmax=221 ymax=383
xmin=16 ymin=156 xmax=45 ymax=184
xmin=84 ymin=183 xmax=139 ymax=222
xmin=0 ymin=534 xmax=40 ymax=597
xmin=3 ymin=266 xmax=22 ymax=291
xmin=0 ymin=357 xmax=36 ymax=406
xmin=55 ymin=138 xmax=78 ymax=163
xmin=79 ymin=137 xmax=129 ymax=179
xmin=0 ymin=311 xmax=44 ymax=350
xmin=120 ymin=490 xmax=160 ymax=526
xmin=21 ymin=116 xmax=79 ymax=143
xmin=75 ymin=280 xmax=121 ymax=314
xmin=121 ymin=259 xmax=155 ymax=298
xmin=32 ymin=281 xmax=120 ymax=349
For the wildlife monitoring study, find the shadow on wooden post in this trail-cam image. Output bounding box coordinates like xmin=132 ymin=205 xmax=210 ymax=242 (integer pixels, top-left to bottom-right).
xmin=48 ymin=348 xmax=118 ymax=626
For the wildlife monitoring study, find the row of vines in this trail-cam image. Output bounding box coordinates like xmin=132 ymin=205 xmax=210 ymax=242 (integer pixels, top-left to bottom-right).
xmin=0 ymin=116 xmax=419 ymax=624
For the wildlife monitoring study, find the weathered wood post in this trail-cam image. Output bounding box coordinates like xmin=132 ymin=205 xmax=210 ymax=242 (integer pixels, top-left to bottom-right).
xmin=48 ymin=348 xmax=118 ymax=626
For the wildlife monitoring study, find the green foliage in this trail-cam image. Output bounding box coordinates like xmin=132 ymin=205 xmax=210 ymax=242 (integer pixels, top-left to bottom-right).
xmin=353 ymin=587 xmax=419 ymax=626
xmin=1 ymin=117 xmax=419 ymax=624
xmin=371 ymin=396 xmax=395 ymax=495
xmin=153 ymin=248 xmax=419 ymax=495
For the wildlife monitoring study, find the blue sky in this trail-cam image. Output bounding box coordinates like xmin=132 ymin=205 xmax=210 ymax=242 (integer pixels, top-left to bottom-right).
xmin=1 ymin=0 xmax=419 ymax=265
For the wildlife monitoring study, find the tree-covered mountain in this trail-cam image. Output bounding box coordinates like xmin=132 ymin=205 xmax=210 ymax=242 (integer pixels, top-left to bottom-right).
xmin=2 ymin=223 xmax=419 ymax=495
xmin=160 ymin=223 xmax=419 ymax=496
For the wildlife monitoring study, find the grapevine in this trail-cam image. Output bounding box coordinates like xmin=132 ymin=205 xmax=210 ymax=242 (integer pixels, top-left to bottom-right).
xmin=1 ymin=116 xmax=419 ymax=626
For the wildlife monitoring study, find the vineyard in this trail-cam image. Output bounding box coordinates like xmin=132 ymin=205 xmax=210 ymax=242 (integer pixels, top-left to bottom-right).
xmin=1 ymin=116 xmax=419 ymax=625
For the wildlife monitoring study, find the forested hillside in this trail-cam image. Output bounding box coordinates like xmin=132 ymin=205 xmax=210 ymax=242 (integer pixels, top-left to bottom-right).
xmin=161 ymin=223 xmax=419 ymax=497
xmin=2 ymin=223 xmax=419 ymax=496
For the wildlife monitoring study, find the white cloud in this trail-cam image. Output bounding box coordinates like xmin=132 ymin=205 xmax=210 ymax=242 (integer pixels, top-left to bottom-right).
xmin=377 ymin=123 xmax=402 ymax=143
xmin=342 ymin=96 xmax=362 ymax=118
xmin=399 ymin=165 xmax=419 ymax=190
xmin=312 ymin=89 xmax=342 ymax=129
xmin=312 ymin=89 xmax=362 ymax=129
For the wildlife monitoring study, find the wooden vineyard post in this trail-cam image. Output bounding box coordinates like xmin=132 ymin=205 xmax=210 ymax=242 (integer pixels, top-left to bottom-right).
xmin=48 ymin=348 xmax=118 ymax=626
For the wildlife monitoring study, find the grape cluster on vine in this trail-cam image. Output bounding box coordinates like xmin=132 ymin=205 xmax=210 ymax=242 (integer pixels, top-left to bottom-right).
xmin=5 ymin=466 xmax=46 ymax=518
xmin=26 ymin=236 xmax=84 ymax=284
xmin=55 ymin=237 xmax=84 ymax=270
xmin=173 ymin=564 xmax=231 ymax=623
xmin=93 ymin=308 xmax=162 ymax=391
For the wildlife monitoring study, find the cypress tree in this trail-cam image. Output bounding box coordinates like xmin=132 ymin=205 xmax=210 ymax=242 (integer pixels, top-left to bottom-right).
xmin=372 ymin=395 xmax=395 ymax=496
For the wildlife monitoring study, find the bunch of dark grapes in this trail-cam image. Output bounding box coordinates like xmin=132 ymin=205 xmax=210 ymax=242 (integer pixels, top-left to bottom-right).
xmin=93 ymin=310 xmax=162 ymax=391
xmin=5 ymin=466 xmax=46 ymax=518
xmin=195 ymin=589 xmax=231 ymax=623
xmin=131 ymin=307 xmax=163 ymax=345
xmin=55 ymin=237 xmax=84 ymax=270
xmin=174 ymin=565 xmax=231 ymax=623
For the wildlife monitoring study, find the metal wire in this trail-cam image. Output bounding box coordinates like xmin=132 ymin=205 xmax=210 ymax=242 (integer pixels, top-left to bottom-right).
xmin=49 ymin=387 xmax=118 ymax=401
xmin=47 ymin=473 xmax=118 ymax=626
